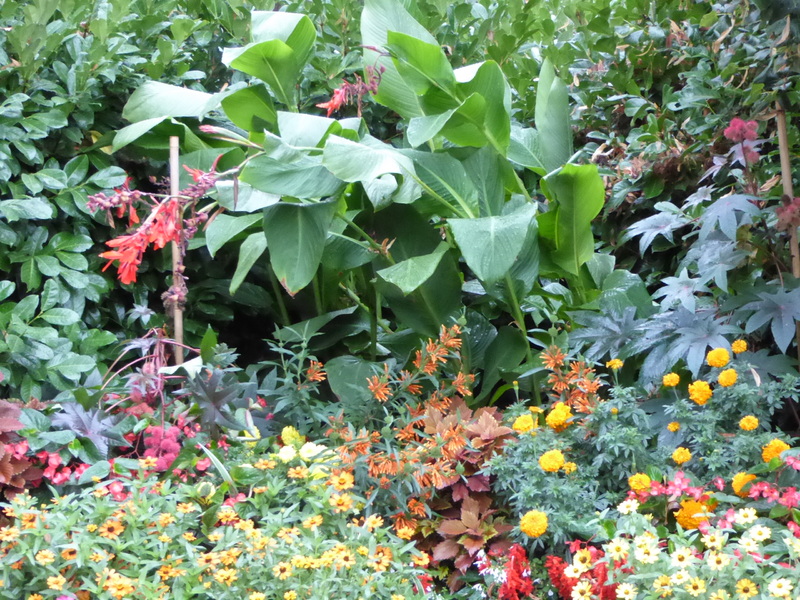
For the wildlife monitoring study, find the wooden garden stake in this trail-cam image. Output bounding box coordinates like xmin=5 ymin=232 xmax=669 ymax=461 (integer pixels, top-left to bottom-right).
xmin=775 ymin=101 xmax=800 ymax=360
xmin=169 ymin=136 xmax=184 ymax=364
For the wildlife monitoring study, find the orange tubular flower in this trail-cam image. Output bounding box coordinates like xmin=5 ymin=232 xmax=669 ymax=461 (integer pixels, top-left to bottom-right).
xmin=367 ymin=375 xmax=392 ymax=402
xmin=99 ymin=233 xmax=148 ymax=285
xmin=306 ymin=360 xmax=327 ymax=382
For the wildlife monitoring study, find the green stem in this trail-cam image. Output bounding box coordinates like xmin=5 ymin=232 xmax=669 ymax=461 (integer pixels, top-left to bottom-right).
xmin=505 ymin=273 xmax=534 ymax=367
xmin=268 ymin=267 xmax=290 ymax=326
xmin=336 ymin=214 xmax=397 ymax=265
xmin=312 ymin=273 xmax=323 ymax=316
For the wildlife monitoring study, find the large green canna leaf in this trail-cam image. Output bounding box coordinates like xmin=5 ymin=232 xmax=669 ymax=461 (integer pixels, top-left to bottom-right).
xmin=122 ymin=81 xmax=220 ymax=122
xmin=377 ymin=243 xmax=449 ymax=294
xmin=448 ymin=203 xmax=537 ymax=284
xmin=386 ymin=31 xmax=456 ymax=96
xmin=535 ymin=59 xmax=572 ymax=173
xmin=262 ymin=199 xmax=339 ymax=295
xmin=240 ymin=154 xmax=343 ymax=198
xmin=322 ymin=136 xmax=420 ymax=209
xmin=230 ymin=233 xmax=267 ymax=295
xmin=362 ymin=0 xmax=435 ymax=118
xmin=221 ymin=84 xmax=276 ymax=132
xmin=205 ymin=214 xmax=262 ymax=258
xmin=222 ymin=13 xmax=316 ymax=107
xmin=538 ymin=163 xmax=605 ymax=276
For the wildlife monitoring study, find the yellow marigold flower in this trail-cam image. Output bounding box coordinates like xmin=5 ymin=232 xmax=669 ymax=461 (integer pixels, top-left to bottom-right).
xmin=512 ymin=414 xmax=535 ymax=434
xmin=736 ymin=579 xmax=758 ymax=599
xmin=667 ymin=421 xmax=681 ymax=432
xmin=688 ymin=380 xmax=712 ymax=405
xmin=519 ymin=510 xmax=548 ymax=538
xmin=628 ymin=473 xmax=652 ymax=492
xmin=674 ymin=499 xmax=709 ymax=530
xmin=284 ymin=592 xmax=298 ymax=600
xmin=732 ymin=339 xmax=747 ymax=354
xmin=762 ymin=439 xmax=791 ymax=463
xmin=662 ymin=372 xmax=680 ymax=387
xmin=546 ymin=402 xmax=573 ymax=432
xmin=538 ymin=449 xmax=565 ymax=472
xmin=739 ymin=415 xmax=758 ymax=431
xmin=281 ymin=426 xmax=305 ymax=446
xmin=732 ymin=472 xmax=756 ymax=498
xmin=249 ymin=594 xmax=267 ymax=600
xmin=35 ymin=549 xmax=55 ymax=565
xmin=717 ymin=368 xmax=737 ymax=387
xmin=672 ymin=447 xmax=691 ymax=465
xmin=706 ymin=347 xmax=730 ymax=368
xmin=606 ymin=358 xmax=624 ymax=370
xmin=562 ymin=461 xmax=577 ymax=474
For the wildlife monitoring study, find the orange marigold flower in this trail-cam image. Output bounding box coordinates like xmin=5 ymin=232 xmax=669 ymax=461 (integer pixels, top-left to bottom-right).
xmin=628 ymin=473 xmax=652 ymax=492
xmin=739 ymin=415 xmax=759 ymax=431
xmin=706 ymin=348 xmax=730 ymax=368
xmin=672 ymin=447 xmax=692 ymax=465
xmin=367 ymin=375 xmax=392 ymax=402
xmin=732 ymin=339 xmax=747 ymax=354
xmin=688 ymin=380 xmax=712 ymax=405
xmin=668 ymin=421 xmax=681 ymax=432
xmin=732 ymin=472 xmax=757 ymax=497
xmin=674 ymin=499 xmax=709 ymax=530
xmin=520 ymin=510 xmax=548 ymax=537
xmin=662 ymin=372 xmax=680 ymax=387
xmin=762 ymin=438 xmax=790 ymax=463
xmin=717 ymin=368 xmax=737 ymax=387
xmin=539 ymin=449 xmax=565 ymax=472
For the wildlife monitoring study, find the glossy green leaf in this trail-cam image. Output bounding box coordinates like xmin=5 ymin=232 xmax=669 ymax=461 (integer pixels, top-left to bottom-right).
xmin=215 ymin=181 xmax=280 ymax=213
xmin=263 ymin=199 xmax=339 ymax=295
xmin=205 ymin=214 xmax=262 ymax=258
xmin=448 ymin=203 xmax=537 ymax=284
xmin=377 ymin=242 xmax=449 ymax=294
xmin=230 ymin=232 xmax=267 ymax=295
xmin=223 ymin=40 xmax=297 ymax=106
xmin=535 ymin=59 xmax=572 ymax=172
xmin=221 ymin=84 xmax=276 ymax=131
xmin=538 ymin=164 xmax=605 ymax=276
xmin=122 ymin=81 xmax=218 ymax=122
xmin=386 ymin=31 xmax=456 ymax=95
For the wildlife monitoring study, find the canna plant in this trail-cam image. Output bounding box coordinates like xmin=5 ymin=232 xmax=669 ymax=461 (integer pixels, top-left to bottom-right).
xmin=101 ymin=0 xmax=621 ymax=407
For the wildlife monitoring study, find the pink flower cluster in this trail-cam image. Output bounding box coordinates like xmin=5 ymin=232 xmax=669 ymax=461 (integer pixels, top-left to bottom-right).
xmin=34 ymin=451 xmax=89 ymax=486
xmin=142 ymin=425 xmax=182 ymax=471
xmin=723 ymin=117 xmax=758 ymax=142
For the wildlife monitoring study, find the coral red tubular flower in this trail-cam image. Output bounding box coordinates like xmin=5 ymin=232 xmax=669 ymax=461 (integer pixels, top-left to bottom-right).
xmin=100 ymin=232 xmax=148 ymax=285
xmin=316 ymin=87 xmax=347 ymax=117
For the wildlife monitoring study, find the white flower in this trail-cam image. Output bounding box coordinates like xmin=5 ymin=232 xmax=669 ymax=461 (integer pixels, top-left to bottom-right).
xmin=747 ymin=524 xmax=771 ymax=542
xmin=705 ymin=551 xmax=731 ymax=571
xmin=277 ymin=445 xmax=297 ymax=462
xmin=784 ymin=536 xmax=800 ymax=555
xmin=734 ymin=507 xmax=758 ymax=525
xmin=564 ymin=564 xmax=586 ymax=578
xmin=634 ymin=544 xmax=659 ymax=565
xmin=701 ymin=530 xmax=725 ymax=550
xmin=738 ymin=536 xmax=759 ymax=553
xmin=605 ymin=538 xmax=630 ymax=562
xmin=670 ymin=546 xmax=694 ymax=568
xmin=298 ymin=441 xmax=326 ymax=461
xmin=670 ymin=570 xmax=690 ymax=586
xmin=767 ymin=578 xmax=792 ymax=598
xmin=616 ymin=583 xmax=637 ymax=600
xmin=617 ymin=499 xmax=640 ymax=515
xmin=571 ymin=581 xmax=593 ymax=600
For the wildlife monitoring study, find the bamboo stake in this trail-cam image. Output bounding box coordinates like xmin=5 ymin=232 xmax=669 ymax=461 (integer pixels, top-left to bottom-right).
xmin=169 ymin=136 xmax=184 ymax=364
xmin=775 ymin=101 xmax=800 ymax=361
